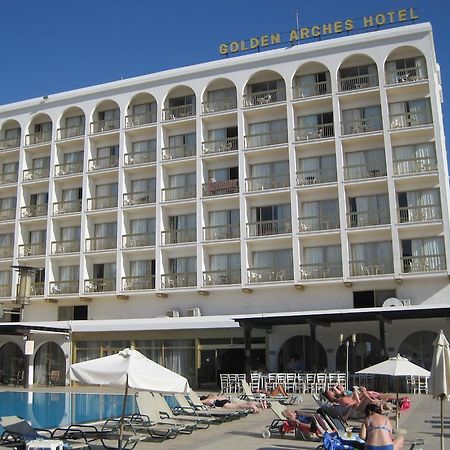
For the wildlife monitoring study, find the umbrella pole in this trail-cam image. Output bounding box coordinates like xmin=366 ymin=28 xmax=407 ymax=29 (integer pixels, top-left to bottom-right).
xmin=441 ymin=395 xmax=444 ymax=450
xmin=395 ymin=378 xmax=399 ymax=430
xmin=118 ymin=376 xmax=129 ymax=450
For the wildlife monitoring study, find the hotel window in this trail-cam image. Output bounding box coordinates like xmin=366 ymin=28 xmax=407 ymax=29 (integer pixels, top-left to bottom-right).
xmin=302 ymin=245 xmax=342 ymax=278
xmin=398 ymin=189 xmax=441 ymax=223
xmin=342 ymin=106 xmax=382 ymax=134
xmin=93 ymin=262 xmax=116 ymax=280
xmin=348 ymin=194 xmax=390 ymax=227
xmin=167 ymin=257 xmax=197 ymax=287
xmin=64 ymin=115 xmax=85 ymax=138
xmin=169 ymin=173 xmax=196 ymax=188
xmin=298 ymin=155 xmax=337 ymax=184
xmin=98 ymin=108 xmax=119 ymax=122
xmin=1 ymin=161 xmax=18 ymax=181
xmin=62 ymin=187 xmax=82 ymax=203
xmin=249 ymin=160 xmax=289 ymax=190
xmin=393 ymin=142 xmax=437 ymax=175
xmin=353 ymin=289 xmax=396 ymax=308
xmin=132 ymin=102 xmax=156 ymax=122
xmin=297 ymin=112 xmax=333 ymax=139
xmin=0 ymin=233 xmax=14 ymax=256
xmin=300 ymin=199 xmax=340 ymax=231
xmin=205 ymin=87 xmax=237 ymax=111
xmin=0 ymin=270 xmax=12 ymax=293
xmin=209 ymin=166 xmax=238 ymax=182
xmin=169 ymin=95 xmax=194 ymax=108
xmin=5 ymin=127 xmax=20 ymax=142
xmin=250 ymin=204 xmax=291 ymax=236
xmin=167 ymin=214 xmax=196 ymax=244
xmin=385 ymin=56 xmax=427 ymax=84
xmin=59 ymin=265 xmax=79 ymax=283
xmin=167 ymin=132 xmax=196 ymax=158
xmin=131 ymin=177 xmax=155 ymax=195
xmin=63 ymin=151 xmax=84 ymax=169
xmin=247 ymin=119 xmax=287 ymax=147
xmin=129 ymin=260 xmax=155 ymax=288
xmin=295 ymin=72 xmax=331 ymax=97
xmin=58 ymin=305 xmax=87 ymax=321
xmin=389 ymin=99 xmax=432 ymax=128
xmin=95 ymin=183 xmax=118 ymax=202
xmin=34 ymin=121 xmax=52 ymax=135
xmin=344 ymin=149 xmax=386 ymax=180
xmin=61 ymin=226 xmax=81 ymax=243
xmin=206 ymin=209 xmax=240 ymax=240
xmin=93 ymin=222 xmax=117 ymax=250
xmin=248 ymin=79 xmax=286 ymax=102
xmin=32 ymin=156 xmax=50 ymax=172
xmin=30 ymin=192 xmax=49 ymax=206
xmin=208 ymin=253 xmax=241 ymax=284
xmin=401 ymin=237 xmax=446 ymax=272
xmin=251 ymin=249 xmax=293 ymax=281
xmin=29 ymin=230 xmax=46 ymax=254
xmin=339 ymin=64 xmax=378 ymax=90
xmin=0 ymin=197 xmax=16 ymax=210
xmin=207 ymin=126 xmax=238 ymax=150
xmin=131 ymin=218 xmax=155 ymax=237
xmin=166 ymin=173 xmax=196 ymax=200
xmin=350 ymin=241 xmax=394 ymax=276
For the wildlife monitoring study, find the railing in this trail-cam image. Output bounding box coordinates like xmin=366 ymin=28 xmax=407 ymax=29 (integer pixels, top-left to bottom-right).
xmin=90 ymin=119 xmax=120 ymax=134
xmin=162 ymin=185 xmax=196 ymax=201
xmin=55 ymin=161 xmax=83 ymax=176
xmin=344 ymin=163 xmax=387 ymax=180
xmin=23 ymin=167 xmax=50 ymax=181
xmin=245 ymin=130 xmax=288 ymax=148
xmin=203 ymin=270 xmax=241 ymax=286
xmin=161 ymin=272 xmax=197 ymax=288
xmin=88 ymin=155 xmax=119 ymax=171
xmin=246 ymin=174 xmax=290 ymax=191
xmin=299 ymin=215 xmax=340 ymax=232
xmin=0 ymin=246 xmax=14 ymax=258
xmin=390 ymin=111 xmax=432 ymax=129
xmin=57 ymin=125 xmax=85 ymax=140
xmin=398 ymin=204 xmax=441 ymax=223
xmin=202 ymin=98 xmax=237 ymax=114
xmin=85 ymin=236 xmax=117 ymax=251
xmin=50 ymin=280 xmax=79 ymax=295
xmin=21 ymin=204 xmax=48 ymax=218
xmin=296 ymin=168 xmax=337 ymax=185
xmin=122 ymin=233 xmax=155 ymax=248
xmin=347 ymin=210 xmax=390 ymax=227
xmin=122 ymin=275 xmax=155 ymax=290
xmin=0 ymin=172 xmax=18 ymax=184
xmin=295 ymin=123 xmax=334 ymax=141
xmin=18 ymin=242 xmax=46 ymax=257
xmin=342 ymin=117 xmax=383 ymax=135
xmin=0 ymin=137 xmax=20 ymax=149
xmin=203 ymin=179 xmax=239 ymax=196
xmin=0 ymin=208 xmax=16 ymax=221
xmin=125 ymin=112 xmax=156 ymax=128
xmin=339 ymin=73 xmax=378 ymax=92
xmin=202 ymin=136 xmax=238 ymax=154
xmin=247 ymin=219 xmax=292 ymax=236
xmin=84 ymin=278 xmax=116 ymax=292
xmin=53 ymin=199 xmax=82 ymax=215
xmin=161 ymin=228 xmax=196 ymax=244
xmin=162 ymin=104 xmax=195 ymax=121
xmin=51 ymin=240 xmax=80 ymax=254
xmin=25 ymin=131 xmax=52 ymax=146
xmin=203 ymin=224 xmax=240 ymax=240
xmin=123 ymin=191 xmax=156 ymax=206
xmin=243 ymin=88 xmax=286 ymax=107
xmin=386 ymin=67 xmax=427 ymax=85
xmin=30 ymin=282 xmax=44 ymax=296
xmin=87 ymin=196 xmax=117 ymax=210
xmin=401 ymin=254 xmax=446 ymax=273
xmin=124 ymin=150 xmax=156 ymax=165
xmin=393 ymin=156 xmax=437 ymax=175
xmin=294 ymin=81 xmax=331 ymax=99
xmin=247 ymin=267 xmax=294 ymax=283
xmin=0 ymin=284 xmax=11 ymax=297
xmin=300 ymin=262 xmax=343 ymax=279
xmin=350 ymin=259 xmax=394 ymax=276
xmin=162 ymin=144 xmax=196 ymax=160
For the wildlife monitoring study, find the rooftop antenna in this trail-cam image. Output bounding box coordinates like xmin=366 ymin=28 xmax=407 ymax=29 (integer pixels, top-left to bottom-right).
xmin=296 ymin=10 xmax=300 ymax=45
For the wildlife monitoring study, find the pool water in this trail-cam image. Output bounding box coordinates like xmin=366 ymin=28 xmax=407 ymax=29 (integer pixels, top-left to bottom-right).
xmin=0 ymin=392 xmax=137 ymax=429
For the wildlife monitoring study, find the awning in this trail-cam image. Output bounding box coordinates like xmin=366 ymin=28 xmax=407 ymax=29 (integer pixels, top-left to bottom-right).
xmin=0 ymin=322 xmax=71 ymax=335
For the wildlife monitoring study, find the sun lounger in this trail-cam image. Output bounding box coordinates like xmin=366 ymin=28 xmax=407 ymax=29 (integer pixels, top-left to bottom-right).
xmin=187 ymin=390 xmax=247 ymax=419
xmin=173 ymin=394 xmax=227 ymax=423
xmin=240 ymin=380 xmax=301 ymax=405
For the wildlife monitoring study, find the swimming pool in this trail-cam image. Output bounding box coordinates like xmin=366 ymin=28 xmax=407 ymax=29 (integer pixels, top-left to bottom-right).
xmin=0 ymin=392 xmax=138 ymax=429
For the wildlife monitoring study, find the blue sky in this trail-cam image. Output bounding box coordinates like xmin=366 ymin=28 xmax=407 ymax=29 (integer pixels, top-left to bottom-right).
xmin=1 ymin=0 xmax=449 ymax=139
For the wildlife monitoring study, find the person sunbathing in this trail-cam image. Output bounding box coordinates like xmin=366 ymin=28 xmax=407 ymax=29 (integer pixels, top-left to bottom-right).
xmin=199 ymin=394 xmax=260 ymax=413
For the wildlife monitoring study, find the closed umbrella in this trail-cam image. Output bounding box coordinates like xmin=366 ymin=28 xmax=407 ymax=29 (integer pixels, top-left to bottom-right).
xmin=429 ymin=330 xmax=450 ymax=450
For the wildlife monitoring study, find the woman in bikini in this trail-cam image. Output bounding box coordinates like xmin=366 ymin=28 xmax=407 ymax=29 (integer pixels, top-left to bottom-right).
xmin=359 ymin=403 xmax=404 ymax=450
xmin=199 ymin=394 xmax=260 ymax=413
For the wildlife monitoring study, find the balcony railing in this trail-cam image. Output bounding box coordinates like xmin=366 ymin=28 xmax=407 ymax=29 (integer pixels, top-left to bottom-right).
xmin=386 ymin=67 xmax=427 ymax=85
xmin=300 ymin=262 xmax=343 ymax=279
xmin=342 ymin=117 xmax=383 ymax=135
xmin=245 ymin=130 xmax=288 ymax=148
xmin=122 ymin=233 xmax=155 ymax=248
xmin=0 ymin=284 xmax=11 ymax=297
xmin=162 ymin=104 xmax=195 ymax=121
xmin=0 ymin=137 xmax=20 ymax=150
xmin=162 ymin=144 xmax=196 ymax=160
xmin=85 ymin=236 xmax=117 ymax=251
xmin=30 ymin=282 xmax=44 ymax=296
xmin=90 ymin=119 xmax=120 ymax=134
xmin=203 ymin=179 xmax=239 ymax=196
xmin=247 ymin=219 xmax=292 ymax=237
xmin=299 ymin=215 xmax=340 ymax=232
xmin=53 ymin=199 xmax=82 ymax=215
xmin=344 ymin=163 xmax=387 ymax=180
xmin=246 ymin=174 xmax=290 ymax=191
xmin=161 ymin=272 xmax=197 ymax=288
xmin=21 ymin=204 xmax=48 ymax=218
xmin=393 ymin=156 xmax=437 ymax=175
xmin=0 ymin=172 xmax=18 ymax=184
xmin=296 ymin=168 xmax=337 ymax=185
xmin=50 ymin=280 xmax=79 ymax=295
xmin=243 ymin=88 xmax=286 ymax=107
xmin=87 ymin=196 xmax=117 ymax=210
xmin=350 ymin=259 xmax=394 ymax=276
xmin=0 ymin=208 xmax=16 ymax=221
xmin=88 ymin=155 xmax=119 ymax=171
xmin=203 ymin=224 xmax=240 ymax=241
xmin=202 ymin=98 xmax=237 ymax=114
xmin=398 ymin=204 xmax=442 ymax=223
xmin=293 ymin=81 xmax=331 ymax=99
xmin=161 ymin=228 xmax=196 ymax=245
xmin=247 ymin=267 xmax=294 ymax=283
xmin=18 ymin=242 xmax=46 ymax=257
xmin=347 ymin=210 xmax=390 ymax=227
xmin=295 ymin=123 xmax=334 ymax=141
xmin=124 ymin=150 xmax=156 ymax=166
xmin=23 ymin=167 xmax=50 ymax=181
xmin=122 ymin=275 xmax=155 ymax=290
xmin=203 ymin=269 xmax=241 ymax=286
xmin=123 ymin=191 xmax=156 ymax=206
xmin=162 ymin=186 xmax=196 ymax=202
xmin=55 ymin=161 xmax=83 ymax=176
xmin=51 ymin=240 xmax=80 ymax=254
xmin=84 ymin=278 xmax=116 ymax=292
xmin=390 ymin=111 xmax=432 ymax=129
xmin=125 ymin=112 xmax=157 ymax=128
xmin=202 ymin=136 xmax=238 ymax=154
xmin=25 ymin=131 xmax=52 ymax=146
xmin=0 ymin=245 xmax=13 ymax=258
xmin=57 ymin=125 xmax=85 ymax=140
xmin=339 ymin=73 xmax=378 ymax=92
xmin=401 ymin=254 xmax=446 ymax=273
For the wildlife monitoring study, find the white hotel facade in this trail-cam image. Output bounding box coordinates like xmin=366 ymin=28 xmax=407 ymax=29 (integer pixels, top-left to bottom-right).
xmin=0 ymin=22 xmax=449 ymax=387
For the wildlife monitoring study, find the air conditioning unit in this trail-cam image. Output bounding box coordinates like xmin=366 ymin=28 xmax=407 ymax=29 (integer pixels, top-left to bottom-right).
xmin=166 ymin=310 xmax=180 ymax=318
xmin=382 ymin=298 xmax=411 ymax=307
xmin=187 ymin=307 xmax=201 ymax=317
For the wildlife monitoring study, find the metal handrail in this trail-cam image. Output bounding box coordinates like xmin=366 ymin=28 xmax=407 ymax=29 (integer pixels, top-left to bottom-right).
xmin=161 ymin=228 xmax=196 ymax=245
xmin=401 ymin=254 xmax=446 ymax=273
xmin=390 ymin=111 xmax=432 ymax=129
xmin=247 ymin=267 xmax=294 ymax=283
xmin=162 ymin=143 xmax=196 ymax=160
xmin=0 ymin=208 xmax=16 ymax=221
xmin=86 ymin=196 xmax=117 ymax=210
xmin=245 ymin=130 xmax=288 ymax=148
xmin=0 ymin=137 xmax=20 ymax=149
xmin=85 ymin=236 xmax=117 ymax=251
xmin=50 ymin=280 xmax=79 ymax=294
xmin=57 ymin=125 xmax=85 ymax=140
xmin=0 ymin=245 xmax=14 ymax=258
xmin=18 ymin=242 xmax=46 ymax=257
xmin=299 ymin=215 xmax=340 ymax=232
xmin=341 ymin=116 xmax=383 ymax=135
xmin=55 ymin=161 xmax=83 ymax=176
xmin=162 ymin=185 xmax=196 ymax=201
xmin=350 ymin=259 xmax=394 ymax=276
xmin=21 ymin=204 xmax=48 ymax=218
xmin=125 ymin=111 xmax=157 ymax=128
xmin=122 ymin=275 xmax=155 ymax=290
xmin=202 ymin=98 xmax=237 ymax=114
xmin=25 ymin=131 xmax=52 ymax=146
xmin=53 ymin=199 xmax=82 ymax=214
xmin=122 ymin=233 xmax=155 ymax=248
xmin=202 ymin=179 xmax=239 ymax=196
xmin=0 ymin=172 xmax=18 ymax=184
xmin=124 ymin=150 xmax=156 ymax=165
xmin=296 ymin=168 xmax=337 ymax=185
xmin=246 ymin=174 xmax=290 ymax=191
xmin=90 ymin=119 xmax=120 ymax=134
xmin=88 ymin=155 xmax=119 ymax=171
xmin=30 ymin=282 xmax=44 ymax=296
xmin=295 ymin=123 xmax=334 ymax=141
xmin=386 ymin=67 xmax=427 ymax=84
xmin=300 ymin=262 xmax=343 ymax=279
xmin=162 ymin=104 xmax=196 ymax=121
xmin=247 ymin=219 xmax=292 ymax=236
xmin=203 ymin=224 xmax=240 ymax=240
xmin=23 ymin=167 xmax=50 ymax=181
xmin=123 ymin=191 xmax=156 ymax=206
xmin=393 ymin=156 xmax=437 ymax=175
xmin=243 ymin=88 xmax=286 ymax=107
xmin=293 ymin=81 xmax=331 ymax=99
xmin=347 ymin=210 xmax=390 ymax=227
xmin=161 ymin=272 xmax=197 ymax=288
xmin=339 ymin=73 xmax=378 ymax=92
xmin=203 ymin=270 xmax=241 ymax=285
xmin=0 ymin=284 xmax=12 ymax=297
xmin=398 ymin=204 xmax=442 ymax=223
xmin=343 ymin=163 xmax=387 ymax=180
xmin=202 ymin=136 xmax=238 ymax=154
xmin=51 ymin=240 xmax=80 ymax=254
xmin=84 ymin=278 xmax=116 ymax=292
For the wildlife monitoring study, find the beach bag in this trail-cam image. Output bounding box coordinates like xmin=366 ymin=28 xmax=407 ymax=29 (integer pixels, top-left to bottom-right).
xmin=399 ymin=395 xmax=410 ymax=411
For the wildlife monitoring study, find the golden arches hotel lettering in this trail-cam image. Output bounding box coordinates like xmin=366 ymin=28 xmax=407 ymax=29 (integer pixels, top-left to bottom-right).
xmin=219 ymin=8 xmax=419 ymax=55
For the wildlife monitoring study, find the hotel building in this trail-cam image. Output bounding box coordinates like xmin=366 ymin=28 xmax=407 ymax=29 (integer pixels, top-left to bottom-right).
xmin=0 ymin=21 xmax=448 ymax=387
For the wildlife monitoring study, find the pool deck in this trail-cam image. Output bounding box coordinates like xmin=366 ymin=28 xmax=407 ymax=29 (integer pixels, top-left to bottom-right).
xmin=0 ymin=386 xmax=448 ymax=449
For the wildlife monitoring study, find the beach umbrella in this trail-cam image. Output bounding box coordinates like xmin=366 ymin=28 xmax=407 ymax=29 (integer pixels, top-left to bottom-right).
xmin=70 ymin=347 xmax=190 ymax=449
xmin=429 ymin=330 xmax=450 ymax=450
xmin=356 ymin=354 xmax=430 ymax=429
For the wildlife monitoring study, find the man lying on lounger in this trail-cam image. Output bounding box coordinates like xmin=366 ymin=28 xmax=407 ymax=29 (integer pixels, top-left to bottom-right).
xmin=199 ymin=394 xmax=260 ymax=413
